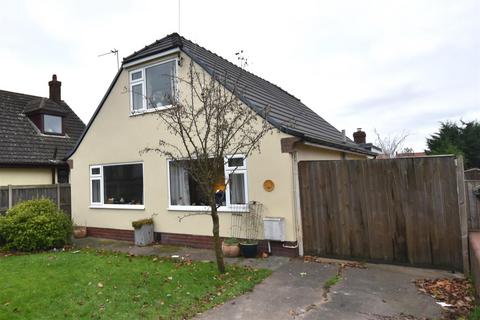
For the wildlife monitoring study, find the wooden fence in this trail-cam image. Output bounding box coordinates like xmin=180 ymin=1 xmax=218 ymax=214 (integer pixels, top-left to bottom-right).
xmin=298 ymin=156 xmax=467 ymax=272
xmin=466 ymin=180 xmax=480 ymax=230
xmin=465 ymin=169 xmax=480 ymax=180
xmin=0 ymin=184 xmax=71 ymax=216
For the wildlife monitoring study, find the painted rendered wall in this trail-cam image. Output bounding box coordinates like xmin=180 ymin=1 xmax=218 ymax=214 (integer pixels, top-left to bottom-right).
xmin=70 ymin=52 xmax=353 ymax=242
xmin=296 ymin=144 xmax=367 ymax=162
xmin=0 ymin=168 xmax=52 ymax=186
xmin=296 ymin=145 xmax=344 ymax=161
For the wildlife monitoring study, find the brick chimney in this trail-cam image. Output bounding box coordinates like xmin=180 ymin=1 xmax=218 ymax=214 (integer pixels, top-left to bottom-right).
xmin=353 ymin=128 xmax=366 ymax=144
xmin=49 ymin=74 xmax=61 ymax=101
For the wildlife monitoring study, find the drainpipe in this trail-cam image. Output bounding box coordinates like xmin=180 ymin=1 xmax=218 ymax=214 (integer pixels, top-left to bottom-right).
xmin=291 ymin=151 xmax=304 ymax=256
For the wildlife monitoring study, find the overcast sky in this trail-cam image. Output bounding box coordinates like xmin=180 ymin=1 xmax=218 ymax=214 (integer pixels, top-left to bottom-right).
xmin=1 ymin=0 xmax=478 ymax=151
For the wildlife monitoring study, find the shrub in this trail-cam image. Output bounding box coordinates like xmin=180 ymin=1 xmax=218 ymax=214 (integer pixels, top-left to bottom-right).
xmin=223 ymin=237 xmax=239 ymax=245
xmin=0 ymin=199 xmax=73 ymax=251
xmin=132 ymin=218 xmax=153 ymax=229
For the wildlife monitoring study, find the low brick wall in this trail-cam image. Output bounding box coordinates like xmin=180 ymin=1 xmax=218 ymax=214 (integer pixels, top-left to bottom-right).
xmin=257 ymin=241 xmax=298 ymax=257
xmin=87 ymin=227 xmax=134 ymax=242
xmin=86 ymin=227 xmax=298 ymax=257
xmin=159 ymin=232 xmax=214 ymax=249
xmin=469 ymin=231 xmax=480 ymax=298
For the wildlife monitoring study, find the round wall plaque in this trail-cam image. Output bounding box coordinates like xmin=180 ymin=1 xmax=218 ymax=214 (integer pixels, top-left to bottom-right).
xmin=263 ymin=180 xmax=275 ymax=192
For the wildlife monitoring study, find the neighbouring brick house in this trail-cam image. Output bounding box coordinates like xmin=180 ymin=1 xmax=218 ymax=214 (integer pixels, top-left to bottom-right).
xmin=0 ymin=75 xmax=85 ymax=186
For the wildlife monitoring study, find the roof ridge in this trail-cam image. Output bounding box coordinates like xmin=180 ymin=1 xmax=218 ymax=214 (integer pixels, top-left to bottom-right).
xmin=0 ymin=89 xmax=45 ymax=100
xmin=179 ymin=35 xmax=301 ymax=102
xmin=123 ymin=32 xmax=183 ymax=61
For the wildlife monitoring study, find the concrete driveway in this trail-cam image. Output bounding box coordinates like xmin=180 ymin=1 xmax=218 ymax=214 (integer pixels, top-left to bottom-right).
xmin=73 ymin=238 xmax=461 ymax=319
xmin=195 ymin=258 xmax=461 ymax=320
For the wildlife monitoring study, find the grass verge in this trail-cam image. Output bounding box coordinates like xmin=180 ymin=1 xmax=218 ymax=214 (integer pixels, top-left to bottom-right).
xmin=0 ymin=250 xmax=271 ymax=319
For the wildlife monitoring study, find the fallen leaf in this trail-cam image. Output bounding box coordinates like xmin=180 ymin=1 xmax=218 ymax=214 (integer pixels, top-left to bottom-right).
xmin=415 ymin=278 xmax=474 ymax=318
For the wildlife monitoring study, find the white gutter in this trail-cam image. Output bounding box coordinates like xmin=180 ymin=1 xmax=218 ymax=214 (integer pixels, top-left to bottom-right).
xmin=123 ymin=48 xmax=181 ymax=68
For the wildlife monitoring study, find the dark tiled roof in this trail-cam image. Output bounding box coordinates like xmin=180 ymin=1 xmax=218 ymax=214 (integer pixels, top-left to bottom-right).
xmin=70 ymin=33 xmax=373 ymax=158
xmin=123 ymin=33 xmax=373 ymax=155
xmin=0 ymin=90 xmax=85 ymax=166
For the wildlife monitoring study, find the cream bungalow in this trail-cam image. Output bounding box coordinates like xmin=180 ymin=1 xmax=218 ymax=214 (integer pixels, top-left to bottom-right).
xmin=67 ymin=33 xmax=374 ymax=256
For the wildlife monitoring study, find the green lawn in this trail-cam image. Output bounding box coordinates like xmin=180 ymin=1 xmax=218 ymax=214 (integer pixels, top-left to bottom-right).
xmin=469 ymin=306 xmax=480 ymax=320
xmin=0 ymin=250 xmax=271 ymax=319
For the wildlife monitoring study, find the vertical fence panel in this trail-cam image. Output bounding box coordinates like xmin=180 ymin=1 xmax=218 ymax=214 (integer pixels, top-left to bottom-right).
xmin=299 ymin=156 xmax=465 ymax=271
xmin=0 ymin=184 xmax=71 ymax=216
xmin=0 ymin=187 xmax=8 ymax=213
xmin=466 ymin=180 xmax=480 ymax=230
xmin=59 ymin=184 xmax=72 ymax=217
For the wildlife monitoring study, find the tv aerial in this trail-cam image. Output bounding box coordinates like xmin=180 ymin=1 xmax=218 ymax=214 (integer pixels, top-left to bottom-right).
xmin=98 ymin=49 xmax=119 ymax=70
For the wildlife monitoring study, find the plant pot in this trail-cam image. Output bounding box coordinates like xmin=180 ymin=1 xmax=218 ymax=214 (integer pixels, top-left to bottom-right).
xmin=240 ymin=243 xmax=258 ymax=258
xmin=134 ymin=224 xmax=154 ymax=246
xmin=73 ymin=226 xmax=87 ymax=238
xmin=222 ymin=242 xmax=240 ymax=257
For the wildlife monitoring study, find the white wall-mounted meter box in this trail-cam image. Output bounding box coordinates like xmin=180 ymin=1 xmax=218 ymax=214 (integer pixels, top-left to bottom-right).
xmin=263 ymin=217 xmax=285 ymax=241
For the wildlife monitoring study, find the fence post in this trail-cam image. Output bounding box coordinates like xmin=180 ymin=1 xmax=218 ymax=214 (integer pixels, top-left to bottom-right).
xmin=56 ymin=184 xmax=61 ymax=209
xmin=456 ymin=156 xmax=469 ymax=274
xmin=8 ymin=185 xmax=12 ymax=209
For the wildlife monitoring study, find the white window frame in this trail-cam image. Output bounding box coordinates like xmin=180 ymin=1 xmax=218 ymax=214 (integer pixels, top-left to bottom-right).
xmin=89 ymin=162 xmax=145 ymax=210
xmin=43 ymin=114 xmax=63 ymax=134
xmin=90 ymin=165 xmax=103 ymax=205
xmin=166 ymin=155 xmax=248 ymax=212
xmin=130 ymin=69 xmax=145 ymax=111
xmin=224 ymin=155 xmax=248 ymax=207
xmin=129 ymin=58 xmax=178 ymax=115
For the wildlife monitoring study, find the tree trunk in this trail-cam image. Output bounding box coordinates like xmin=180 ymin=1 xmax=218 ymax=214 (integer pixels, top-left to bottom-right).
xmin=211 ymin=204 xmax=226 ymax=273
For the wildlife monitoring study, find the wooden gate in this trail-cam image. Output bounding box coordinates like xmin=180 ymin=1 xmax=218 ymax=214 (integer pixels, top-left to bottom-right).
xmin=298 ymin=156 xmax=467 ymax=271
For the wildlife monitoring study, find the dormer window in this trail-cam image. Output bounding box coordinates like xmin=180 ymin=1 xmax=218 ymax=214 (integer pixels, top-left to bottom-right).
xmin=24 ymin=76 xmax=67 ymax=137
xmin=129 ymin=59 xmax=176 ymax=113
xmin=43 ymin=114 xmax=63 ymax=134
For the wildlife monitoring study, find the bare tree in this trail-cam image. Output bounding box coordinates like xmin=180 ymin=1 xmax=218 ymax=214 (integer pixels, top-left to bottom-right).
xmin=141 ymin=56 xmax=273 ymax=273
xmin=401 ymin=147 xmax=414 ymax=154
xmin=374 ymin=129 xmax=409 ymax=158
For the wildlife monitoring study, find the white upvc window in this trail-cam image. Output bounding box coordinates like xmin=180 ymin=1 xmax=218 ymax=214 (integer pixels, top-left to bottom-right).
xmin=167 ymin=155 xmax=248 ymax=212
xmin=129 ymin=59 xmax=177 ymax=114
xmin=89 ymin=162 xmax=144 ymax=210
xmin=90 ymin=166 xmax=103 ymax=205
xmin=224 ymin=155 xmax=248 ymax=206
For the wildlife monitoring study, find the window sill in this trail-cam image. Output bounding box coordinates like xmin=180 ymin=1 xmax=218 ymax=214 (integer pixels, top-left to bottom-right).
xmin=38 ymin=132 xmax=70 ymax=138
xmin=90 ymin=204 xmax=145 ymax=210
xmin=167 ymin=205 xmax=249 ymax=213
xmin=129 ymin=105 xmax=174 ymax=117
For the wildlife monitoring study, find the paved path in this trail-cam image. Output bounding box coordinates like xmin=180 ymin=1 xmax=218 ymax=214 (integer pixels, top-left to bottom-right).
xmin=73 ymin=237 xmax=289 ymax=270
xmin=195 ymin=259 xmax=461 ymax=320
xmin=74 ymin=237 xmax=462 ymax=319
